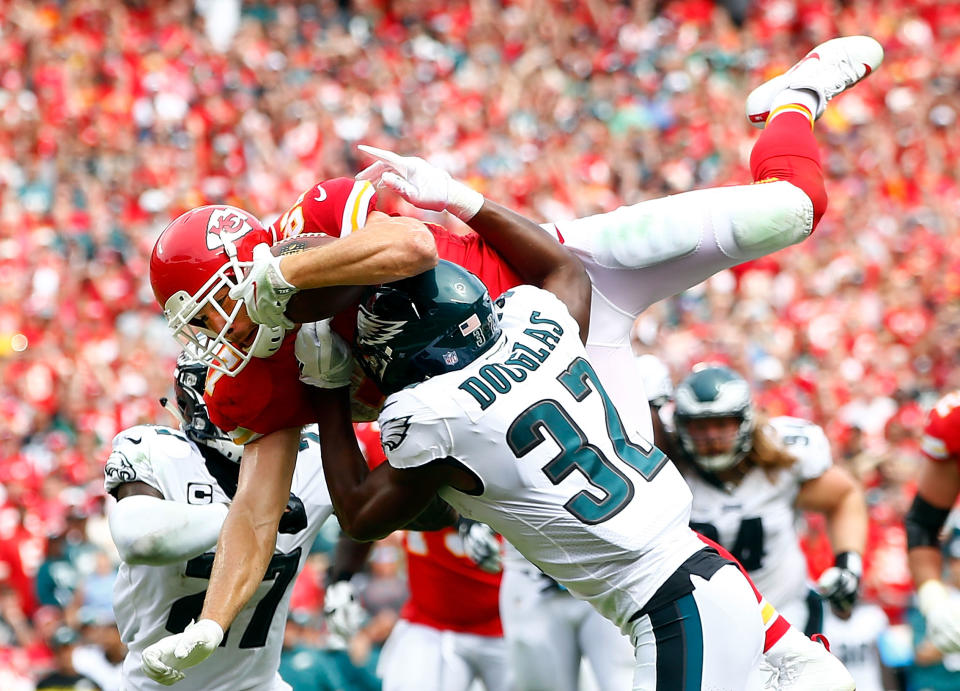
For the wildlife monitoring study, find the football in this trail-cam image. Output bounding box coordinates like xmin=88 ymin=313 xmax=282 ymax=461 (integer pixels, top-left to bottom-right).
xmin=270 ymin=234 xmax=366 ymax=323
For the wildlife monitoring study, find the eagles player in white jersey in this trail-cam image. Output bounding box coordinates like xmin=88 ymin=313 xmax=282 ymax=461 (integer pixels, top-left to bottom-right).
xmin=106 ymin=355 xmax=333 ymax=690
xmin=667 ymin=365 xmax=868 ymax=636
xmin=304 ymin=259 xmax=855 ymax=690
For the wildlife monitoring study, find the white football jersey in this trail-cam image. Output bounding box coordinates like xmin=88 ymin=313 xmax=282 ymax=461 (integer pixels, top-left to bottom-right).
xmin=820 ymin=604 xmax=888 ymax=691
xmin=684 ymin=416 xmax=832 ymax=610
xmin=379 ymin=286 xmax=702 ymax=632
xmin=105 ymin=424 xmax=332 ymax=691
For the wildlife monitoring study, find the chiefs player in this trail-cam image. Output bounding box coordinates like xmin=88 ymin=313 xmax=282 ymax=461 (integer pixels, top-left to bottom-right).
xmin=141 ymin=35 xmax=882 ymax=686
xmin=905 ymin=391 xmax=960 ymax=654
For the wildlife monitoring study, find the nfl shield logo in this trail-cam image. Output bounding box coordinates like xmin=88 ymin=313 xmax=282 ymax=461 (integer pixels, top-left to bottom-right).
xmin=443 ymin=351 xmax=459 ymax=366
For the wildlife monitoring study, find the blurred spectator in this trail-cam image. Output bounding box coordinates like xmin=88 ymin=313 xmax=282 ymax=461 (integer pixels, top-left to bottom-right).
xmin=279 ymin=609 xmax=381 ymax=691
xmin=0 ymin=0 xmax=955 ymax=687
xmin=35 ymin=626 xmax=102 ymax=691
xmin=35 ymin=531 xmax=79 ymax=611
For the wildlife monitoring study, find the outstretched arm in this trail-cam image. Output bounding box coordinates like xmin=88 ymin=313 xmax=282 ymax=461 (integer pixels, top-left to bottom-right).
xmin=110 ymin=483 xmax=228 ymax=566
xmin=466 ymin=200 xmax=591 ymax=340
xmin=309 ymin=386 xmax=462 ymax=541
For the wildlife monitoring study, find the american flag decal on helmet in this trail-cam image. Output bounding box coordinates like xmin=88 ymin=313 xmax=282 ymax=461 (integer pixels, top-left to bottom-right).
xmin=459 ymin=313 xmax=481 ymax=336
xmin=358 ymin=307 xmax=408 ymax=346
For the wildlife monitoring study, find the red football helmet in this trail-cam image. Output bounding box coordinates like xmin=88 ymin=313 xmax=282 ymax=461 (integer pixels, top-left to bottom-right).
xmin=150 ymin=205 xmax=285 ymax=376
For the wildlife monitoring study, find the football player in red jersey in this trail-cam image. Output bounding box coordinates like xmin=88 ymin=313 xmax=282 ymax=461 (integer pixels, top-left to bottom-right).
xmin=905 ymin=391 xmax=960 ymax=654
xmin=141 ymin=35 xmax=882 ymax=687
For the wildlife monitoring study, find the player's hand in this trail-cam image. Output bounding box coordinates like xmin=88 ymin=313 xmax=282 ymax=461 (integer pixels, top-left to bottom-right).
xmin=816 ymin=551 xmax=861 ymax=615
xmin=918 ymin=580 xmax=960 ymax=653
xmin=141 ymin=619 xmax=224 ymax=685
xmin=457 ymin=518 xmax=502 ymax=573
xmin=229 ymin=243 xmax=297 ymax=330
xmin=356 ymin=144 xmax=484 ymax=222
xmin=295 ymin=320 xmax=354 ymax=389
xmin=278 ymin=492 xmax=308 ymax=534
xmin=323 ymin=581 xmax=366 ymax=641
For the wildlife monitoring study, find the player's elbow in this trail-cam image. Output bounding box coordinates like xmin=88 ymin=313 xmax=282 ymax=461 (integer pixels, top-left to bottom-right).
xmin=336 ymin=513 xmax=388 ymax=543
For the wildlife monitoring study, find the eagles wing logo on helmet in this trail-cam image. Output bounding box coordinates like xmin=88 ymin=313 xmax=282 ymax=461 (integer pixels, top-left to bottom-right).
xmin=381 ymin=416 xmax=412 ymax=451
xmin=357 ymin=308 xmax=408 ymax=346
xmin=205 ymin=208 xmax=255 ymax=251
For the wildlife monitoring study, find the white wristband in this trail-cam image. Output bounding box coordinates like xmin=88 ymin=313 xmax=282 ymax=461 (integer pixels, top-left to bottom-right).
xmin=447 ymin=180 xmax=484 ymax=222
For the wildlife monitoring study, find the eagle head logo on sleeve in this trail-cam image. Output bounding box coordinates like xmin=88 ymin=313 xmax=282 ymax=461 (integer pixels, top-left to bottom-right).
xmin=381 ymin=415 xmax=412 ymax=451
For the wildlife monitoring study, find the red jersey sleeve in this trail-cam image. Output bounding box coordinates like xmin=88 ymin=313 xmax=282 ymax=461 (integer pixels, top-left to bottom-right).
xmin=431 ymin=227 xmax=524 ymax=298
xmin=269 ymin=178 xmax=377 ymax=241
xmin=922 ymin=391 xmax=960 ymax=464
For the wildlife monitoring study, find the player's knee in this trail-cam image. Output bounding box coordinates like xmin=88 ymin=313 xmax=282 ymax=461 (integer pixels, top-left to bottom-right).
xmin=727 ymin=181 xmax=815 ymax=255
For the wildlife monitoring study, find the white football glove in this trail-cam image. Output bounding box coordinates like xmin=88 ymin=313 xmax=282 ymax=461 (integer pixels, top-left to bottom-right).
xmin=141 ymin=619 xmax=224 ymax=686
xmin=229 ymin=243 xmax=297 ymax=330
xmin=816 ymin=551 xmax=862 ymax=615
xmin=295 ymin=320 xmax=354 ymax=389
xmin=918 ymin=579 xmax=960 ymax=653
xmin=457 ymin=519 xmax=502 ymax=574
xmin=323 ymin=581 xmax=366 ymax=642
xmin=356 ymin=144 xmax=484 ymax=222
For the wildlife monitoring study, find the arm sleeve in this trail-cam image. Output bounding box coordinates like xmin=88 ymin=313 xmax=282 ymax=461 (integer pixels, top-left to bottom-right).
xmin=109 ymin=495 xmax=229 ymax=566
xmin=378 ymin=395 xmax=453 ymax=470
xmin=104 ymin=425 xmax=163 ymax=495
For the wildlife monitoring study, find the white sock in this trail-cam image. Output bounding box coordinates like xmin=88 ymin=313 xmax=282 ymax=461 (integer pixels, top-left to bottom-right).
xmin=769 ymin=88 xmax=819 ymax=123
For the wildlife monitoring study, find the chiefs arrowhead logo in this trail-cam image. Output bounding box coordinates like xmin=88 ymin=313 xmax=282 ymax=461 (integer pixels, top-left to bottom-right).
xmin=206 ymin=208 xmax=254 ymax=250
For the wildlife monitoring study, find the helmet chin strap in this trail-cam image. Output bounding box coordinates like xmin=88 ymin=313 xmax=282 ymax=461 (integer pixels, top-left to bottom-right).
xmin=249 ymin=324 xmax=286 ymax=358
xmin=159 ymin=397 xmax=187 ymax=426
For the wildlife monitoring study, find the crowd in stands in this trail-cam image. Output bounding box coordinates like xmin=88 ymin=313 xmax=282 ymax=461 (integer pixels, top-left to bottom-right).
xmin=0 ymin=0 xmax=959 ymax=688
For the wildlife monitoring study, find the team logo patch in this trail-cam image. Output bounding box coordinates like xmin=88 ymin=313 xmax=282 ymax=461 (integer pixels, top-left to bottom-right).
xmin=205 ymin=208 xmax=254 ymax=250
xmin=443 ymin=351 xmax=459 ymax=366
xmin=381 ymin=415 xmax=412 ymax=451
xmin=104 ymin=452 xmax=136 ymax=483
xmin=357 ymin=307 xmax=407 ymax=346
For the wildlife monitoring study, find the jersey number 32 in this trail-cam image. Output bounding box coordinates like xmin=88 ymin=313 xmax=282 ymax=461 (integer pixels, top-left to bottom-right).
xmin=507 ymin=357 xmax=668 ymax=524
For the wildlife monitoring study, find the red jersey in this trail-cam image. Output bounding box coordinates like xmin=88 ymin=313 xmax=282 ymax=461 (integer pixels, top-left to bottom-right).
xmin=355 ymin=422 xmax=503 ymax=636
xmin=920 ymin=390 xmax=960 ymax=468
xmin=206 ymin=178 xmax=522 ymax=437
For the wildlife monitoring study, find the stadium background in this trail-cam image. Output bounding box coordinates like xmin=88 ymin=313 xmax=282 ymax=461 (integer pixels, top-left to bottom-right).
xmin=0 ymin=0 xmax=958 ymax=688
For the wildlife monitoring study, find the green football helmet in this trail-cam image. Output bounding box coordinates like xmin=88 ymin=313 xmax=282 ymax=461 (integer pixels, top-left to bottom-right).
xmin=673 ymin=365 xmax=755 ymax=473
xmin=355 ymin=260 xmax=502 ymax=394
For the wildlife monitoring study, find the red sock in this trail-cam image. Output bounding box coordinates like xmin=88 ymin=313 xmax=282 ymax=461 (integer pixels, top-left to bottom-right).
xmin=749 ymin=111 xmax=828 ymax=230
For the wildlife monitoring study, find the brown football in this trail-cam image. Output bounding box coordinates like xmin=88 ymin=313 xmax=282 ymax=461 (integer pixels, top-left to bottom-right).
xmin=270 ymin=234 xmax=366 ymax=323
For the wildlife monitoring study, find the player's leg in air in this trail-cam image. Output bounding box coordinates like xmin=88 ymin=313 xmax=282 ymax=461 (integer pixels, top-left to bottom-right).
xmin=544 ymin=35 xmax=883 ymax=438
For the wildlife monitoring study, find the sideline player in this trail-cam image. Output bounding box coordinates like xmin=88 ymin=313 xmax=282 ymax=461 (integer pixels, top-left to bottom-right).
xmin=107 ymin=355 xmax=332 ymax=689
xmin=905 ymin=389 xmax=960 ymax=653
xmin=141 ymin=36 xmax=882 ymax=684
xmin=319 ymin=257 xmax=853 ymax=689
xmin=666 ymin=365 xmax=868 ymax=634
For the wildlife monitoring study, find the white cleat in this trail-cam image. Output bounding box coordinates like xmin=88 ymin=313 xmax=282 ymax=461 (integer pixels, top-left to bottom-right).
xmin=765 ymin=629 xmax=856 ymax=690
xmin=746 ymin=35 xmax=884 ymax=129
